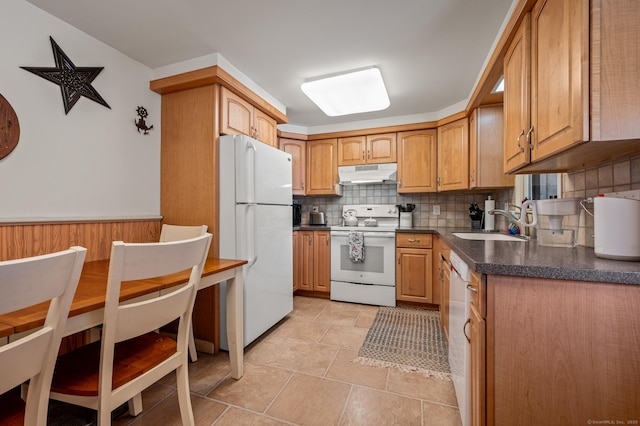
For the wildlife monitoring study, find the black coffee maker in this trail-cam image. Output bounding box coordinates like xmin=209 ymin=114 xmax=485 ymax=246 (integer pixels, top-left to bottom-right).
xmin=292 ymin=204 xmax=302 ymax=226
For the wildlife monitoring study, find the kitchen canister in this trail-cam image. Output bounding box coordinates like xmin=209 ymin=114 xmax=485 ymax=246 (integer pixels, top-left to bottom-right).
xmin=399 ymin=211 xmax=413 ymax=228
xmin=594 ymin=196 xmax=640 ymax=260
xmin=484 ymin=196 xmax=495 ymax=231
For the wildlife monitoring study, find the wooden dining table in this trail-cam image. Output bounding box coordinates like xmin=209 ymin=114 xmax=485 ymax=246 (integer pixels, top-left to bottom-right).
xmin=0 ymin=257 xmax=247 ymax=379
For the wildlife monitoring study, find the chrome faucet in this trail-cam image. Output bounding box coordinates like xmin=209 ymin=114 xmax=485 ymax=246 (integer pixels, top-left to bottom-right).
xmin=488 ymin=209 xmax=520 ymax=225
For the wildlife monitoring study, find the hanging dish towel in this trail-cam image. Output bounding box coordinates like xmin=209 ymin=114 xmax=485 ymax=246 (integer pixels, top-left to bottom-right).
xmin=349 ymin=231 xmax=365 ymax=263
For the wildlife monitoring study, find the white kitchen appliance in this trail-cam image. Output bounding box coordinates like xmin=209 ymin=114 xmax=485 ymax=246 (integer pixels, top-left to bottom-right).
xmin=449 ymin=250 xmax=471 ymax=426
xmin=330 ymin=204 xmax=398 ymax=307
xmin=519 ymin=198 xmax=580 ymax=247
xmin=218 ymin=134 xmax=293 ymax=349
xmin=594 ymin=196 xmax=640 ymax=260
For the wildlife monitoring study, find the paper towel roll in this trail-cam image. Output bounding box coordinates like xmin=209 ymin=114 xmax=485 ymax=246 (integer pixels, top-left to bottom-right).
xmin=484 ymin=197 xmax=495 ymax=231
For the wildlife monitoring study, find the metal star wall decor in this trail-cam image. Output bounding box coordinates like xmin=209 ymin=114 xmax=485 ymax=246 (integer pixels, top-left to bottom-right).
xmin=21 ymin=37 xmax=110 ymax=114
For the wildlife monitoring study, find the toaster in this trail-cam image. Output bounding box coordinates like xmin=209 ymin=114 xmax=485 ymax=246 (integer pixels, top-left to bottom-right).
xmin=309 ymin=211 xmax=327 ymax=226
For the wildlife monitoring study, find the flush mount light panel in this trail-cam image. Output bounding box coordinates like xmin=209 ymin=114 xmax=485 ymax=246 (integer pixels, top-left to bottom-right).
xmin=301 ymin=67 xmax=390 ymax=117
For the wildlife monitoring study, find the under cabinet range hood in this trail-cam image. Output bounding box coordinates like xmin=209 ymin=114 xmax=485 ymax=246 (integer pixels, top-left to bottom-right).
xmin=338 ymin=163 xmax=397 ymax=185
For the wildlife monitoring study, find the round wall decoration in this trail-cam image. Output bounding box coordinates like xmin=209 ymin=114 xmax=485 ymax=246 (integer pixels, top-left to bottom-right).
xmin=0 ymin=94 xmax=20 ymax=160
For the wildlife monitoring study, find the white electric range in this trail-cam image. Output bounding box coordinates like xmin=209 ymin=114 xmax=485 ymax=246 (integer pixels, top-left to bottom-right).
xmin=330 ymin=204 xmax=399 ymax=306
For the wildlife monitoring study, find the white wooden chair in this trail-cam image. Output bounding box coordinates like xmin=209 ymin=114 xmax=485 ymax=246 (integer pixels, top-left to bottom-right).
xmin=49 ymin=234 xmax=212 ymax=426
xmin=0 ymin=247 xmax=87 ymax=426
xmin=159 ymin=224 xmax=209 ymax=362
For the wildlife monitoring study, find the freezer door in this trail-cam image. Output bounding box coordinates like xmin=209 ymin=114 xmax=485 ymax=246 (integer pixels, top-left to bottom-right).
xmin=223 ymin=135 xmax=292 ymax=205
xmin=219 ymin=204 xmax=293 ymax=349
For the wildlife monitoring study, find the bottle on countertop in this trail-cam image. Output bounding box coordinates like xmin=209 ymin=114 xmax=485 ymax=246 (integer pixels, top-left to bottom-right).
xmin=484 ymin=196 xmax=495 ymax=231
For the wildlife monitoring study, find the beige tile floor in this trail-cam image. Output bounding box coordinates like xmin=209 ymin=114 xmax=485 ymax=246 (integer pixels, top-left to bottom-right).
xmin=111 ymin=296 xmax=462 ymax=426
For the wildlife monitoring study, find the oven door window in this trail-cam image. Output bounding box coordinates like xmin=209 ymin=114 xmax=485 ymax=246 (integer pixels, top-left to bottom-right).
xmin=330 ymin=232 xmax=395 ymax=286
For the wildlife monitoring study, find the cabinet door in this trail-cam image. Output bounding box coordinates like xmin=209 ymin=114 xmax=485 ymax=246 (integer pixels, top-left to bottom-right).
xmin=298 ymin=231 xmax=314 ymax=291
xmin=366 ymin=133 xmax=397 ymax=164
xmin=254 ymin=109 xmax=277 ymax=147
xmin=337 ymin=136 xmax=366 ymax=166
xmin=530 ymin=0 xmax=588 ymax=161
xmin=437 ymin=118 xmax=469 ymax=191
xmin=469 ymin=301 xmax=486 ymax=426
xmin=292 ymin=231 xmax=300 ymax=292
xmin=220 ymin=87 xmax=253 ymax=136
xmin=470 ymin=106 xmax=514 ymax=189
xmin=396 ymin=248 xmax=433 ymax=303
xmin=503 ymin=15 xmax=531 ymax=173
xmin=313 ymin=231 xmax=331 ymax=292
xmin=397 ymin=130 xmax=437 ymax=193
xmin=280 ymin=138 xmax=306 ymax=195
xmin=306 ymin=139 xmax=339 ymax=195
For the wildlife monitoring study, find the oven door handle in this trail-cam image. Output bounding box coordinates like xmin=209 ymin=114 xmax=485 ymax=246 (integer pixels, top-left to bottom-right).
xmin=330 ymin=231 xmax=396 ymax=238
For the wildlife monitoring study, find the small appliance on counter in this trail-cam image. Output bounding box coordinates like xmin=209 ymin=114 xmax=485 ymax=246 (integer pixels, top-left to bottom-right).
xmin=292 ymin=204 xmax=302 ymax=226
xmin=594 ymin=195 xmax=640 ymax=260
xmin=309 ymin=207 xmax=327 ymax=226
xmin=396 ymin=204 xmax=415 ymax=228
xmin=520 ymin=198 xmax=580 ymax=247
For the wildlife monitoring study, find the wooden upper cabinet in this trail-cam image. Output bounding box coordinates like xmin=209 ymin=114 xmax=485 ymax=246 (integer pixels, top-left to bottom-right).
xmin=470 ymin=105 xmax=514 ymax=189
xmin=220 ymin=86 xmax=278 ymax=147
xmin=437 ymin=118 xmax=469 ymax=191
xmin=306 ymin=138 xmax=340 ymax=196
xmin=337 ymin=136 xmax=366 ymax=166
xmin=530 ymin=0 xmax=588 ymax=161
xmin=337 ymin=133 xmax=396 ymax=166
xmin=503 ymin=15 xmax=531 ymax=174
xmin=397 ymin=130 xmax=437 ymax=193
xmin=254 ymin=109 xmax=278 ymax=147
xmin=279 ymin=138 xmax=306 ymax=195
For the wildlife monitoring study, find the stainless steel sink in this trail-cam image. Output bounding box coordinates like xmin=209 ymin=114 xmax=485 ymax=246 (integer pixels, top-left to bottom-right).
xmin=452 ymin=232 xmax=527 ymax=242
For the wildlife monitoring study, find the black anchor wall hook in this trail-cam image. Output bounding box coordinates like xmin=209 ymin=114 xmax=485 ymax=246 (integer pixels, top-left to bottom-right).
xmin=135 ymin=106 xmax=153 ymax=135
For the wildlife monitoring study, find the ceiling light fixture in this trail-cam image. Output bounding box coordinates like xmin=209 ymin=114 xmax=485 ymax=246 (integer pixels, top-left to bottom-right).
xmin=301 ymin=67 xmax=390 ymax=117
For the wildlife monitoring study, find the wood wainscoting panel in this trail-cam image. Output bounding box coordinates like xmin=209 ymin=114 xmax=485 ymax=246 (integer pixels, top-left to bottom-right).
xmin=0 ymin=219 xmax=161 ymax=262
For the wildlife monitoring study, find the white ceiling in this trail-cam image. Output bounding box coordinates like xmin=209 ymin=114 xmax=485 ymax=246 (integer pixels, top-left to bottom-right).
xmin=25 ymin=0 xmax=515 ymax=131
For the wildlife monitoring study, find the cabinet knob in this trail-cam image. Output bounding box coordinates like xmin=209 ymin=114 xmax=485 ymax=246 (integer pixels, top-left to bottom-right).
xmin=362 ymin=150 xmax=365 ymax=160
xmin=397 ymin=253 xmax=401 ymax=264
xmin=367 ymin=150 xmax=371 ymax=159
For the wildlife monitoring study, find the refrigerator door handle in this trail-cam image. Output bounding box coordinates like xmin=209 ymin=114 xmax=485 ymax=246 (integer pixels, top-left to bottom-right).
xmin=245 ymin=141 xmax=257 ymax=203
xmin=246 ymin=203 xmax=258 ymax=268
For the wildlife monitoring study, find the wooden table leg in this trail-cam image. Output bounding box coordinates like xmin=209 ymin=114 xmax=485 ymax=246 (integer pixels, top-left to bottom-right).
xmin=226 ymin=269 xmax=244 ymax=379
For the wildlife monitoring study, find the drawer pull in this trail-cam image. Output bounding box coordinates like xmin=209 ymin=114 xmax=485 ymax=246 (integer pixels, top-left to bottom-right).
xmin=463 ymin=318 xmax=471 ymax=343
xmin=466 ymin=284 xmax=478 ymax=293
xmin=408 ymin=239 xmax=420 ymax=243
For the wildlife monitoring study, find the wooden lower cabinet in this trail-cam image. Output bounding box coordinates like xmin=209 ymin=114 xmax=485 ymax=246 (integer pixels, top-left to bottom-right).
xmin=395 ymin=233 xmax=433 ymax=303
xmin=469 ymin=300 xmax=485 ymax=426
xmin=294 ymin=230 xmax=330 ymax=293
xmin=485 ymin=275 xmax=640 ymax=425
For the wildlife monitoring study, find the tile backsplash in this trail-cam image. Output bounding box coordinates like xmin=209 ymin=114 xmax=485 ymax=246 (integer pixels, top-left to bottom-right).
xmin=295 ymin=184 xmax=513 ymax=229
xmin=562 ymin=155 xmax=640 ymax=247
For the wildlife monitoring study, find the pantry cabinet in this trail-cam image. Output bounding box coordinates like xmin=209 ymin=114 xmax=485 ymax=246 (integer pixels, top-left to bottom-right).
xmin=220 ymin=86 xmax=277 ymax=147
xmin=396 ymin=234 xmax=433 ymax=303
xmin=295 ymin=230 xmax=330 ymax=293
xmin=306 ymin=139 xmax=341 ymax=196
xmin=437 ymin=118 xmax=469 ymax=191
xmin=279 ymin=138 xmax=306 ymax=195
xmin=469 ymin=105 xmax=514 ymax=189
xmin=397 ymin=129 xmax=437 ymax=193
xmin=503 ymin=0 xmax=639 ymax=173
xmin=337 ymin=133 xmax=397 ymax=166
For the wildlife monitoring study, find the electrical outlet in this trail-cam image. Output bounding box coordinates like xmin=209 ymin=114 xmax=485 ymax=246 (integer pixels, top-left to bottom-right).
xmin=433 ymin=205 xmax=441 ymax=215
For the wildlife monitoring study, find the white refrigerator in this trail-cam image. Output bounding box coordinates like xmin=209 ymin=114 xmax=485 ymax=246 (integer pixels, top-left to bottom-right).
xmin=218 ymin=134 xmax=293 ymax=349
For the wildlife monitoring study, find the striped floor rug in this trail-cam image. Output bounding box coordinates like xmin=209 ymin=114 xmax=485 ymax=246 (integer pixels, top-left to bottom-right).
xmin=353 ymin=306 xmax=451 ymax=379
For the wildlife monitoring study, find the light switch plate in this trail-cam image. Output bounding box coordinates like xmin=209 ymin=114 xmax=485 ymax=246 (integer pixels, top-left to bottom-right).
xmin=433 ymin=205 xmax=441 ymax=215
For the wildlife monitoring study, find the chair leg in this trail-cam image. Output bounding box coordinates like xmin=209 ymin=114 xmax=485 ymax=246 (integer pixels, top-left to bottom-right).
xmin=128 ymin=393 xmax=143 ymax=416
xmin=188 ymin=326 xmax=198 ymax=362
xmin=176 ymin=363 xmax=195 ymax=426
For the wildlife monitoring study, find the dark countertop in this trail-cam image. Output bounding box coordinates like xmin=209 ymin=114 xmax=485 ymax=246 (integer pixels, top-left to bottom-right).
xmin=405 ymin=227 xmax=640 ymax=285
xmin=293 ymin=225 xmax=331 ymax=231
